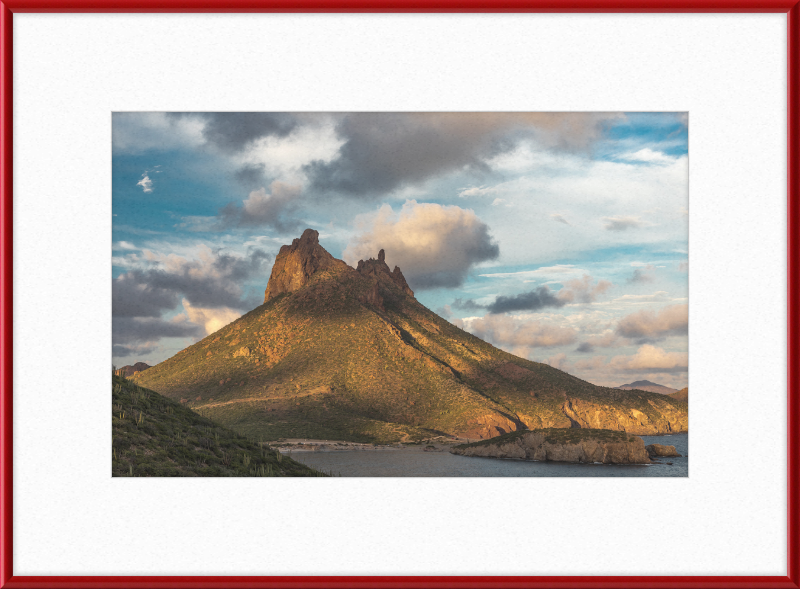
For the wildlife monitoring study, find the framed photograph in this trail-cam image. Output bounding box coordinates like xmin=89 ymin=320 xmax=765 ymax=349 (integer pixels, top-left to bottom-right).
xmin=1 ymin=3 xmax=797 ymax=588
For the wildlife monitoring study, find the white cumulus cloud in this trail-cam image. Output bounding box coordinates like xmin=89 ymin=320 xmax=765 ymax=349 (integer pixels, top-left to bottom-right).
xmin=343 ymin=200 xmax=499 ymax=289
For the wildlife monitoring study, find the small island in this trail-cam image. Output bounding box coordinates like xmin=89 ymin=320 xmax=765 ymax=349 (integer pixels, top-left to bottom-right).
xmin=450 ymin=428 xmax=651 ymax=464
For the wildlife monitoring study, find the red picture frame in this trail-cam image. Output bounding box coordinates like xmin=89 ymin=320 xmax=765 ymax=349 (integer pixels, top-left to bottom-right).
xmin=1 ymin=3 xmax=797 ymax=588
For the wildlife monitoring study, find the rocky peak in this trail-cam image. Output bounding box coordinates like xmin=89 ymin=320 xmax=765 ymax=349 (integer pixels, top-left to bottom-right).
xmin=264 ymin=228 xmax=348 ymax=302
xmin=356 ymin=250 xmax=414 ymax=297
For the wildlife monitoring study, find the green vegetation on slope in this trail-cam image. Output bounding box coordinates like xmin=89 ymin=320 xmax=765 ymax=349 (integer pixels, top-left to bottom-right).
xmin=112 ymin=374 xmax=326 ymax=477
xmin=134 ymin=238 xmax=688 ymax=443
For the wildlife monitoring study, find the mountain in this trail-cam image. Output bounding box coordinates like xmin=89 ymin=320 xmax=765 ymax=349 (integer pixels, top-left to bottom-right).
xmin=135 ymin=229 xmax=688 ymax=443
xmin=615 ymin=380 xmax=678 ymax=395
xmin=667 ymin=387 xmax=688 ymax=402
xmin=112 ymin=374 xmax=324 ymax=476
xmin=114 ymin=362 xmax=151 ymax=378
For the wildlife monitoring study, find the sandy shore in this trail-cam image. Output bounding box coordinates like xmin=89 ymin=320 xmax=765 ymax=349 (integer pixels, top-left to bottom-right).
xmin=270 ymin=439 xmax=460 ymax=453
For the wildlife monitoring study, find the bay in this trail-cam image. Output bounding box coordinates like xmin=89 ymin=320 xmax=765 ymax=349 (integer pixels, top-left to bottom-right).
xmin=288 ymin=433 xmax=688 ymax=477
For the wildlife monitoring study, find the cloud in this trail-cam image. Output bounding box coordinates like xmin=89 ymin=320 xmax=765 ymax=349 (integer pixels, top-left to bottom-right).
xmin=112 ymin=342 xmax=158 ymax=358
xmin=343 ymin=200 xmax=499 ymax=289
xmin=480 ymin=264 xmax=579 ymax=280
xmin=234 ymin=163 xmax=267 ymax=186
xmin=621 ymin=148 xmax=674 ymax=164
xmin=577 ymin=330 xmax=624 ymax=352
xmin=603 ymin=215 xmax=645 ymax=231
xmin=551 ymin=213 xmax=570 ymax=225
xmin=464 ymin=314 xmax=577 ymax=349
xmin=487 ymin=286 xmax=565 ymax=314
xmin=217 ymin=181 xmax=303 ymax=231
xmin=112 ymin=246 xmax=271 ymax=318
xmin=616 ymin=303 xmax=688 ymax=339
xmin=112 ymin=112 xmax=205 ymax=154
xmin=465 ymin=274 xmax=610 ymax=314
xmin=452 ymin=298 xmax=490 ymax=312
xmin=558 ymin=275 xmax=613 ymax=304
xmin=170 ymin=112 xmax=301 ymax=153
xmin=181 ymin=299 xmax=241 ymax=335
xmin=112 ymin=246 xmax=271 ymax=358
xmin=608 ymin=344 xmax=688 ymax=373
xmin=458 ymin=185 xmax=498 ymax=198
xmin=112 ymin=316 xmax=203 ymax=347
xmin=612 ymin=291 xmax=670 ymax=304
xmin=305 ymin=112 xmax=622 ymax=197
xmin=627 ymin=264 xmax=656 ymax=284
xmin=137 ymin=173 xmax=154 ymax=193
xmin=546 ymin=353 xmax=568 ymax=370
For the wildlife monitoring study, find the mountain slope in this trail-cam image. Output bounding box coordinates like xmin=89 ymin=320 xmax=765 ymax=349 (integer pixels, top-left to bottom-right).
xmin=112 ymin=374 xmax=324 ymax=476
xmin=136 ymin=229 xmax=688 ymax=443
xmin=668 ymin=388 xmax=688 ymax=402
xmin=616 ymin=380 xmax=678 ymax=395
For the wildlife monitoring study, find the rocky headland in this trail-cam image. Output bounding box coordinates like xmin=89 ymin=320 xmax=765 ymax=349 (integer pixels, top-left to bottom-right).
xmin=646 ymin=443 xmax=682 ymax=458
xmin=450 ymin=428 xmax=651 ymax=464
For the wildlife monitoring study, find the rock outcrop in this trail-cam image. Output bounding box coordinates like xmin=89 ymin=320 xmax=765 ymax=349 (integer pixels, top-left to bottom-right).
xmin=356 ymin=249 xmax=415 ymax=297
xmin=646 ymin=443 xmax=681 ymax=458
xmin=451 ymin=429 xmax=651 ymax=464
xmin=114 ymin=362 xmax=151 ymax=378
xmin=264 ymin=229 xmax=350 ymax=302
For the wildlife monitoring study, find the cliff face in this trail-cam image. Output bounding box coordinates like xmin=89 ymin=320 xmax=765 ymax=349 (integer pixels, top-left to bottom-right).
xmin=451 ymin=429 xmax=651 ymax=464
xmin=562 ymin=397 xmax=688 ymax=435
xmin=264 ymin=229 xmax=351 ymax=302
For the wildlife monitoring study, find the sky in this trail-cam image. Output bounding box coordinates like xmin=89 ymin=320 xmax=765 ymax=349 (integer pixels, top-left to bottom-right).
xmin=112 ymin=112 xmax=688 ymax=389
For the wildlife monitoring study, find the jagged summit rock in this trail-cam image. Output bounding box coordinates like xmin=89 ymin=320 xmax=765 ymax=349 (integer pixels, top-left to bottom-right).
xmin=356 ymin=249 xmax=414 ymax=298
xmin=137 ymin=230 xmax=688 ymax=444
xmin=264 ymin=229 xmax=414 ymax=303
xmin=264 ymin=228 xmax=350 ymax=302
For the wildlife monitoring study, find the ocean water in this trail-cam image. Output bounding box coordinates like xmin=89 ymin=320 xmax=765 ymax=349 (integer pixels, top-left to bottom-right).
xmin=289 ymin=433 xmax=688 ymax=477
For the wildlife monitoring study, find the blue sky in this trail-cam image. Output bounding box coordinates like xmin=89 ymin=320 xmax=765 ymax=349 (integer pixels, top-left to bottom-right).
xmin=112 ymin=112 xmax=688 ymax=388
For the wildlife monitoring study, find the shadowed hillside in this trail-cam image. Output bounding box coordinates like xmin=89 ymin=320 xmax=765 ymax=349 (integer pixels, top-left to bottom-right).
xmin=135 ymin=229 xmax=688 ymax=443
xmin=112 ymin=374 xmax=325 ymax=476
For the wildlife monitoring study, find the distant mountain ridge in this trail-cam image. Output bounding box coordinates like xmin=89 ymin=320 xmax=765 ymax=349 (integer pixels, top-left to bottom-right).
xmin=114 ymin=362 xmax=151 ymax=378
xmin=136 ymin=229 xmax=688 ymax=443
xmin=615 ymin=380 xmax=678 ymax=395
